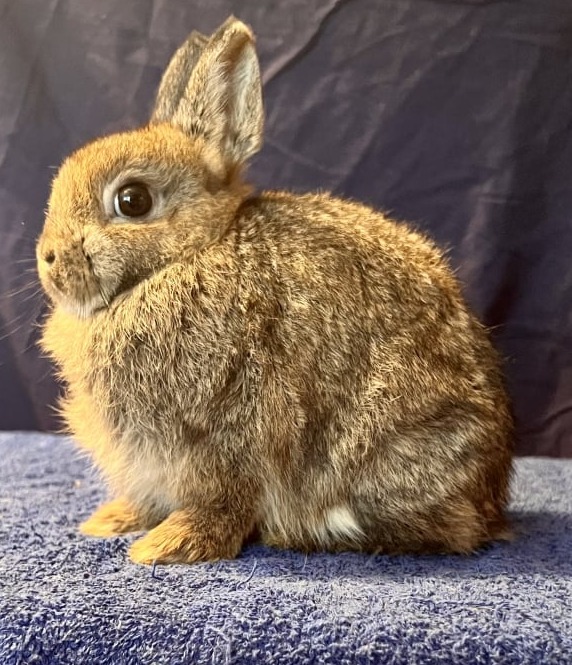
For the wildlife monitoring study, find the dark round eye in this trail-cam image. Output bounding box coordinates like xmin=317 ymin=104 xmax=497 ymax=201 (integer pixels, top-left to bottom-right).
xmin=113 ymin=182 xmax=153 ymax=218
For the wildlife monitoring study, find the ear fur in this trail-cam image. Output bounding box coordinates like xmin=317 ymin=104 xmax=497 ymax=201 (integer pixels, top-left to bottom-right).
xmin=152 ymin=17 xmax=264 ymax=166
xmin=151 ymin=31 xmax=209 ymax=124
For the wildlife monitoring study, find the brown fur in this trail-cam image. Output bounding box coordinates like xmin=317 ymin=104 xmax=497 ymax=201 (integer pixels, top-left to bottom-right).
xmin=37 ymin=18 xmax=513 ymax=565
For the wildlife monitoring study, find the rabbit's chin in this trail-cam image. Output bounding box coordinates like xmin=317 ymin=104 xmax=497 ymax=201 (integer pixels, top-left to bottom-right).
xmin=53 ymin=292 xmax=109 ymax=319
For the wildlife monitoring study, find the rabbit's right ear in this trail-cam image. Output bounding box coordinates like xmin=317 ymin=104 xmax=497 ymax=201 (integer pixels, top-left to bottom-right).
xmin=151 ymin=31 xmax=209 ymax=124
xmin=154 ymin=18 xmax=264 ymax=167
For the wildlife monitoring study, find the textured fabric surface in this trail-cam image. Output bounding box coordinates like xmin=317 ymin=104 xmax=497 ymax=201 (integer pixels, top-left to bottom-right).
xmin=0 ymin=432 xmax=571 ymax=664
xmin=1 ymin=1 xmax=572 ymax=456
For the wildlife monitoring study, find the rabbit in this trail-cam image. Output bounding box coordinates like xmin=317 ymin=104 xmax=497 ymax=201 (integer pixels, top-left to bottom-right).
xmin=36 ymin=17 xmax=513 ymax=565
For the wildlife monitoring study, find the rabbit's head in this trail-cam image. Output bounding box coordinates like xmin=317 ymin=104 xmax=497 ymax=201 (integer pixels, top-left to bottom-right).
xmin=37 ymin=18 xmax=263 ymax=318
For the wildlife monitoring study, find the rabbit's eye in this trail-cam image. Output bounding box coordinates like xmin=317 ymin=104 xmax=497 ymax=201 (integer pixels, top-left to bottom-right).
xmin=113 ymin=183 xmax=153 ymax=218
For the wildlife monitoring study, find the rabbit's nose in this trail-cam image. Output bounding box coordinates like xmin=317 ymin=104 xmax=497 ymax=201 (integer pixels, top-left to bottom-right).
xmin=40 ymin=237 xmax=90 ymax=268
xmin=42 ymin=249 xmax=56 ymax=265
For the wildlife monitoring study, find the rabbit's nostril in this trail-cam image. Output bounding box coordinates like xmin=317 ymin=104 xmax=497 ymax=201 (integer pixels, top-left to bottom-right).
xmin=44 ymin=250 xmax=56 ymax=265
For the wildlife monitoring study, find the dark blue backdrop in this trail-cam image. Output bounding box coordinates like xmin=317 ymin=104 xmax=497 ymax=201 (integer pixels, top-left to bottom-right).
xmin=1 ymin=0 xmax=571 ymax=456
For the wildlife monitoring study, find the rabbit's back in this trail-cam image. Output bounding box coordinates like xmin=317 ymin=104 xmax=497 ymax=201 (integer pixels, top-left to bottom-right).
xmin=236 ymin=189 xmax=501 ymax=417
xmin=226 ymin=192 xmax=513 ymax=553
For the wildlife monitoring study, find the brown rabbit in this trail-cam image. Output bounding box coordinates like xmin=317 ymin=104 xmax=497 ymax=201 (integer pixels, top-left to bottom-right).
xmin=37 ymin=17 xmax=513 ymax=565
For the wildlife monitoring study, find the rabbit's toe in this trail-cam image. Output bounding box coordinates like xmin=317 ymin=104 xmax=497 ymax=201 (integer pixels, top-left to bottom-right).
xmin=79 ymin=497 xmax=144 ymax=537
xmin=128 ymin=508 xmax=242 ymax=565
xmin=129 ymin=534 xmax=182 ymax=565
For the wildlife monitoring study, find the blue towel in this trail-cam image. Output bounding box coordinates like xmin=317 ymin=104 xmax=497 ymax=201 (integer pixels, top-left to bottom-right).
xmin=1 ymin=432 xmax=571 ymax=664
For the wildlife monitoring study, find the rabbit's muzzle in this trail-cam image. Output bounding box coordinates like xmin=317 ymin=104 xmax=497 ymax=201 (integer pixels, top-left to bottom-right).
xmin=36 ymin=234 xmax=110 ymax=318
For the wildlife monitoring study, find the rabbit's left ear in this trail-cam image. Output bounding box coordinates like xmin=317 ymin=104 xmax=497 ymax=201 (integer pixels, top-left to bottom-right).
xmin=158 ymin=17 xmax=264 ymax=166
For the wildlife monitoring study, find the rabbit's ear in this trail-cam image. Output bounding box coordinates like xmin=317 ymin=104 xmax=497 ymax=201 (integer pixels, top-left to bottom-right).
xmin=169 ymin=17 xmax=263 ymax=165
xmin=151 ymin=31 xmax=209 ymax=124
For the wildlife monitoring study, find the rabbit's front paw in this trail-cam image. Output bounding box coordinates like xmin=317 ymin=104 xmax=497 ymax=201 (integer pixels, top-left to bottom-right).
xmin=80 ymin=497 xmax=144 ymax=537
xmin=128 ymin=509 xmax=242 ymax=565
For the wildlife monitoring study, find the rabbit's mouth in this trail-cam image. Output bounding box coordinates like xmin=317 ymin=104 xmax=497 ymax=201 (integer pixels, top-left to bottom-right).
xmin=43 ymin=278 xmax=109 ymax=319
xmin=44 ymin=267 xmax=149 ymax=319
xmin=37 ymin=232 xmax=116 ymax=318
xmin=37 ymin=259 xmax=112 ymax=319
xmin=59 ymin=293 xmax=108 ymax=319
xmin=37 ymin=227 xmax=156 ymax=318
